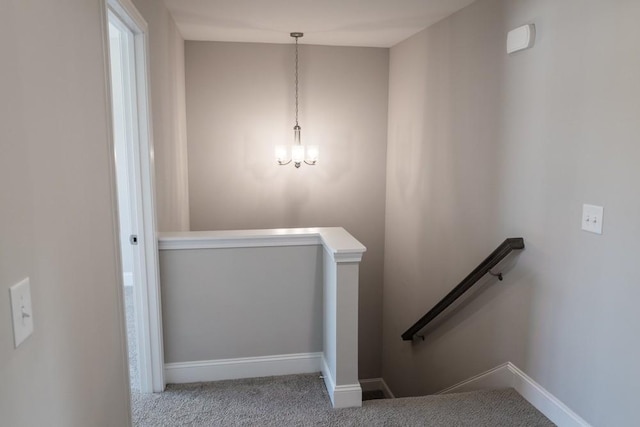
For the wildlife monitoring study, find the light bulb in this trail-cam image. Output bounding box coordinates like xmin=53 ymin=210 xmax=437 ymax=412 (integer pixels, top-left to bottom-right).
xmin=305 ymin=145 xmax=319 ymax=164
xmin=292 ymin=145 xmax=305 ymax=164
xmin=275 ymin=145 xmax=289 ymax=164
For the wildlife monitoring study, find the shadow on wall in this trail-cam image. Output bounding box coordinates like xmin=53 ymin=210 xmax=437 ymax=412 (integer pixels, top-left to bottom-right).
xmin=408 ymin=253 xmax=536 ymax=395
xmin=407 ymin=252 xmax=524 ymax=342
xmin=383 ymin=0 xmax=509 ymax=398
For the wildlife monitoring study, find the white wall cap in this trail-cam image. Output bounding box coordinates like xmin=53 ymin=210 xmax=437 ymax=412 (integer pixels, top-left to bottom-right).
xmin=158 ymin=227 xmax=366 ymax=263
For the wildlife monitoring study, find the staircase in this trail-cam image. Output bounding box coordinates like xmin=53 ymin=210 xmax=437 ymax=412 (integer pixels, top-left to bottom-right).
xmin=131 ymin=374 xmax=554 ymax=426
xmin=132 ymin=237 xmax=555 ymax=425
xmin=359 ymin=388 xmax=553 ymax=426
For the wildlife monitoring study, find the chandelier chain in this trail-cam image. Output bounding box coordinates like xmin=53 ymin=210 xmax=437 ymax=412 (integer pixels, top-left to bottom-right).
xmin=294 ymin=35 xmax=299 ymax=127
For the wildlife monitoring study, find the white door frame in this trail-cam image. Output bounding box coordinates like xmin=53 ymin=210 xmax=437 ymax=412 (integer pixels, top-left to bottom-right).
xmin=103 ymin=0 xmax=165 ymax=393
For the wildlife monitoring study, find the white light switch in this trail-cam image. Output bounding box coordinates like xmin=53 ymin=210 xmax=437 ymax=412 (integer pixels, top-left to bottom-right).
xmin=9 ymin=278 xmax=34 ymax=348
xmin=581 ymin=204 xmax=604 ymax=235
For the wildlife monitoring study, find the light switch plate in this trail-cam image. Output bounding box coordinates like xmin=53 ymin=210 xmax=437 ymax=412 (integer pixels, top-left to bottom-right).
xmin=582 ymin=204 xmax=604 ymax=235
xmin=9 ymin=278 xmax=34 ymax=348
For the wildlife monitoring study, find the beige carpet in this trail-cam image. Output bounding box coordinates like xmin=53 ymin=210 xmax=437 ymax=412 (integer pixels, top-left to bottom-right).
xmin=131 ymin=373 xmax=554 ymax=426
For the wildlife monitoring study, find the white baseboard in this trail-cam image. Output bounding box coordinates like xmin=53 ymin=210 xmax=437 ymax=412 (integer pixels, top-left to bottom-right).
xmin=165 ymin=352 xmax=322 ymax=384
xmin=321 ymin=357 xmax=362 ymax=408
xmin=507 ymin=363 xmax=591 ymax=427
xmin=438 ymin=362 xmax=591 ymax=427
xmin=438 ymin=363 xmax=515 ymax=394
xmin=360 ymin=378 xmax=395 ymax=399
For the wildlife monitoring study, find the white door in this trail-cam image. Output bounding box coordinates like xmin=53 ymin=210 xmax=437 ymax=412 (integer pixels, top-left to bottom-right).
xmin=106 ymin=0 xmax=164 ymax=394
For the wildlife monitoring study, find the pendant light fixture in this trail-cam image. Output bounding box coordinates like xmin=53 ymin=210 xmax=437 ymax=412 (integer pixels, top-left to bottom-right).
xmin=276 ymin=32 xmax=318 ymax=168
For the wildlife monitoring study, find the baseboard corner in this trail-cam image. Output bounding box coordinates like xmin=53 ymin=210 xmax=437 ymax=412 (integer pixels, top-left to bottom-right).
xmin=321 ymin=357 xmax=362 ymax=408
xmin=505 ymin=362 xmax=591 ymax=427
xmin=438 ymin=361 xmax=591 ymax=427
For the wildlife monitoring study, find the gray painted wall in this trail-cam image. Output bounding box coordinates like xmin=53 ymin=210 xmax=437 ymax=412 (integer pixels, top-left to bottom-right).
xmin=184 ymin=42 xmax=389 ymax=378
xmin=132 ymin=0 xmax=190 ymax=232
xmin=160 ymin=246 xmax=323 ymax=362
xmin=0 ymin=1 xmax=130 ymax=425
xmin=383 ymin=0 xmax=640 ymax=425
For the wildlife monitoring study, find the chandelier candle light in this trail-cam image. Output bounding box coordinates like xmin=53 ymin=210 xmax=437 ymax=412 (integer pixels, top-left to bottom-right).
xmin=276 ymin=32 xmax=318 ymax=168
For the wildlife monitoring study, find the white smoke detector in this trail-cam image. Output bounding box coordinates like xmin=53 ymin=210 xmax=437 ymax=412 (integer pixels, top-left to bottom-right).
xmin=507 ymin=24 xmax=536 ymax=54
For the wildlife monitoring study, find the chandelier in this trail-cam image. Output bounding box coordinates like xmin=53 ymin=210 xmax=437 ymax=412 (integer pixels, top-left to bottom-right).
xmin=275 ymin=32 xmax=318 ymax=168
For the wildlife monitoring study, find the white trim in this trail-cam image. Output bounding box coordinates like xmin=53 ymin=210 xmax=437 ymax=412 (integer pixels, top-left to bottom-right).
xmin=321 ymin=356 xmax=362 ymax=408
xmin=333 ymin=384 xmax=364 ymax=408
xmin=99 ymin=1 xmax=132 ymax=417
xmin=105 ymin=0 xmax=165 ymax=393
xmin=321 ymin=356 xmax=335 ymax=403
xmin=122 ymin=272 xmax=134 ymax=287
xmin=360 ymin=378 xmax=395 ymax=399
xmin=438 ymin=362 xmax=591 ymax=427
xmin=437 ymin=362 xmax=515 ymax=394
xmin=158 ymin=227 xmax=366 ymax=263
xmin=160 ymin=234 xmax=320 ymax=250
xmin=508 ymin=363 xmax=591 ymax=427
xmin=107 ymin=0 xmax=147 ymax=32
xmin=165 ymin=353 xmax=323 ymax=384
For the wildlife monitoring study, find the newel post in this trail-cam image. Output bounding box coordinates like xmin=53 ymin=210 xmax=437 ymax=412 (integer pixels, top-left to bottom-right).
xmin=319 ymin=228 xmax=366 ymax=408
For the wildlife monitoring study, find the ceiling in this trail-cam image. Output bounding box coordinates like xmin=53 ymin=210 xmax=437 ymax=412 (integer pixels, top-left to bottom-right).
xmin=163 ymin=0 xmax=477 ymax=48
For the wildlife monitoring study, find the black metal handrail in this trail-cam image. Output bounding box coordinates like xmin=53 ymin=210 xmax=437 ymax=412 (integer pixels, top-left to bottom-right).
xmin=401 ymin=237 xmax=525 ymax=341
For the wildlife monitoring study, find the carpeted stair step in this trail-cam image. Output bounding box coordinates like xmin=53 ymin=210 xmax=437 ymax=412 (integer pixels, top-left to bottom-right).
xmin=132 ymin=373 xmax=554 ymax=426
xmin=357 ymin=388 xmax=555 ymax=426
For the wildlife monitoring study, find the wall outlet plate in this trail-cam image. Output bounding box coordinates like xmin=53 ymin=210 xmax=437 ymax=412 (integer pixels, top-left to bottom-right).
xmin=10 ymin=278 xmax=34 ymax=348
xmin=581 ymin=204 xmax=604 ymax=235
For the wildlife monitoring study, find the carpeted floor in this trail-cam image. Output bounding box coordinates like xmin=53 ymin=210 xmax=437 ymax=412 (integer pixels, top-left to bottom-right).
xmin=131 ymin=373 xmax=554 ymax=426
